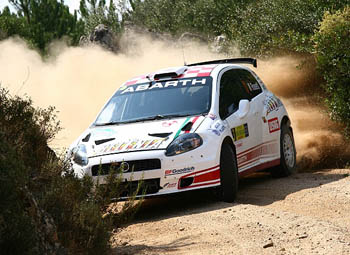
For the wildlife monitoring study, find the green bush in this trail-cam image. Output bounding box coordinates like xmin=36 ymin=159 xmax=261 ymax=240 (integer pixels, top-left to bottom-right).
xmin=313 ymin=7 xmax=350 ymax=135
xmin=126 ymin=0 xmax=242 ymax=39
xmin=0 ymin=86 xmax=141 ymax=254
xmin=232 ymin=0 xmax=348 ymax=56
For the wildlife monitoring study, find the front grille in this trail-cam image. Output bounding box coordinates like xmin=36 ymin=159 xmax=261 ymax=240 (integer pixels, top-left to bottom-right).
xmin=120 ymin=178 xmax=161 ymax=197
xmin=91 ymin=159 xmax=161 ymax=176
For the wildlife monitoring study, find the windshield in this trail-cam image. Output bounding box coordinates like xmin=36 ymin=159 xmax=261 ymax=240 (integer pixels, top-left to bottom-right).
xmin=94 ymin=76 xmax=212 ymax=125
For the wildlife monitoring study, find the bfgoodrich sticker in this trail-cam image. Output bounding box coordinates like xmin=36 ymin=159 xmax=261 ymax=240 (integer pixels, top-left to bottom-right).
xmin=165 ymin=167 xmax=195 ymax=176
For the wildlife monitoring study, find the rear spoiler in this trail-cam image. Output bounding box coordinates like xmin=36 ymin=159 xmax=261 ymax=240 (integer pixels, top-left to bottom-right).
xmin=187 ymin=58 xmax=257 ymax=68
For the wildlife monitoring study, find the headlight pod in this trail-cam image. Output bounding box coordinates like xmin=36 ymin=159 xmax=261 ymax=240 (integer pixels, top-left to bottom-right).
xmin=72 ymin=144 xmax=89 ymax=166
xmin=165 ymin=133 xmax=203 ymax=156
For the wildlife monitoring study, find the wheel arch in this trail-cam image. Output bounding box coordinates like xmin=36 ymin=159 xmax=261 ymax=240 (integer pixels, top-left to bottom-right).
xmin=221 ymin=136 xmax=236 ymax=157
xmin=281 ymin=115 xmax=293 ymax=135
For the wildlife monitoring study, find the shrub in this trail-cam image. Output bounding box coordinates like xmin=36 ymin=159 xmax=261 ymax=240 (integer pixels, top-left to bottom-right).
xmin=0 ymin=86 xmax=141 ymax=254
xmin=231 ymin=0 xmax=346 ymax=56
xmin=313 ymin=7 xmax=350 ymax=135
xmin=125 ymin=0 xmax=241 ymax=39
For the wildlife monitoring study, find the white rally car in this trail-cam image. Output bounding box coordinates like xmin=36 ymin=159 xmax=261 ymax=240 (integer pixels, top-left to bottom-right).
xmin=69 ymin=58 xmax=296 ymax=202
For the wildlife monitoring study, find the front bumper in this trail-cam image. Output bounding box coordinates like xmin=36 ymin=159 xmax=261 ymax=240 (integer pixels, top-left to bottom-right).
xmin=72 ymin=147 xmax=220 ymax=198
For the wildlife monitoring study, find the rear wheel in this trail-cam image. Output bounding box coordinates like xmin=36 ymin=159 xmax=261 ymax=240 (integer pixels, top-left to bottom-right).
xmin=271 ymin=123 xmax=296 ymax=177
xmin=219 ymin=143 xmax=238 ymax=202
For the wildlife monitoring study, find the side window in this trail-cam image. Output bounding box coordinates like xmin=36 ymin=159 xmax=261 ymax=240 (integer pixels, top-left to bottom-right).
xmin=237 ymin=69 xmax=262 ymax=97
xmin=219 ymin=69 xmax=253 ymax=119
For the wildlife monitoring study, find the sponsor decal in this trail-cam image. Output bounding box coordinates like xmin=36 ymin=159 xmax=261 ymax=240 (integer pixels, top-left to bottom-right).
xmin=97 ymin=138 xmax=165 ymax=155
xmin=110 ymin=143 xmax=120 ymax=152
xmin=162 ymin=120 xmax=178 ymax=127
xmin=118 ymin=142 xmax=127 ymax=151
xmin=208 ymin=120 xmax=226 ymax=136
xmin=268 ymin=117 xmax=280 ymax=133
xmin=140 ymin=140 xmax=151 ymax=148
xmin=208 ymin=113 xmax=217 ymax=120
xmin=247 ymin=82 xmax=260 ymax=91
xmin=148 ymin=139 xmax=160 ymax=148
xmin=264 ymin=95 xmax=282 ymax=116
xmin=119 ymin=77 xmax=212 ymax=95
xmin=231 ymin=123 xmax=249 ymax=141
xmin=210 ymin=129 xmax=221 ymax=136
xmin=165 ymin=167 xmax=195 ymax=176
xmin=126 ymin=141 xmax=137 ymax=150
xmin=242 ymin=80 xmax=260 ymax=92
xmin=102 ymin=143 xmax=114 ymax=153
xmin=163 ymin=182 xmax=177 ymax=189
xmin=237 ymin=155 xmax=247 ymax=165
xmin=237 ymin=141 xmax=278 ymax=168
xmin=236 ymin=141 xmax=243 ymax=148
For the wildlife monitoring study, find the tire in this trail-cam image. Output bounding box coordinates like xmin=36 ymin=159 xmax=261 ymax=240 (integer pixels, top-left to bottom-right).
xmin=219 ymin=143 xmax=238 ymax=202
xmin=271 ymin=123 xmax=297 ymax=177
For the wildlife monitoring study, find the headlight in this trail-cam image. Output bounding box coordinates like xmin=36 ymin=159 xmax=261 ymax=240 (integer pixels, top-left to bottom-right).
xmin=72 ymin=144 xmax=89 ymax=166
xmin=165 ymin=133 xmax=203 ymax=156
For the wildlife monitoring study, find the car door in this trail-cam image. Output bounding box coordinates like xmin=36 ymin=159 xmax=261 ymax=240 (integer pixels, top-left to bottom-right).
xmin=218 ymin=68 xmax=264 ymax=173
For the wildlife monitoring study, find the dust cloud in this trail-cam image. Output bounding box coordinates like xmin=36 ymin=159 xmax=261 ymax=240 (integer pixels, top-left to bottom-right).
xmin=256 ymin=57 xmax=350 ymax=169
xmin=0 ymin=35 xmax=348 ymax=169
xmin=0 ymin=35 xmax=221 ymax=150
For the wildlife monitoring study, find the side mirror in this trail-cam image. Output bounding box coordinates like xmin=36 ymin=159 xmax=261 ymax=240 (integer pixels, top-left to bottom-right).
xmin=237 ymin=99 xmax=250 ymax=119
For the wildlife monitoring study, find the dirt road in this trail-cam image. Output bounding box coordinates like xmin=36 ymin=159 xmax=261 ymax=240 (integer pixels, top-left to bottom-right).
xmin=112 ymin=169 xmax=350 ymax=255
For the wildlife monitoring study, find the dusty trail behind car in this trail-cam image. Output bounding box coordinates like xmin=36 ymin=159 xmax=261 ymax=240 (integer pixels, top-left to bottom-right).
xmin=112 ymin=168 xmax=350 ymax=255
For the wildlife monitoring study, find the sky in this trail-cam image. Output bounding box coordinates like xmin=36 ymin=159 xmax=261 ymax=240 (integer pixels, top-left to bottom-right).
xmin=0 ymin=0 xmax=81 ymax=14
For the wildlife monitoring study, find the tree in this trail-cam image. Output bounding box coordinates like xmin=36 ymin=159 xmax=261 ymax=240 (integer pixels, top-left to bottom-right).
xmin=7 ymin=0 xmax=84 ymax=52
xmin=124 ymin=0 xmax=244 ymax=39
xmin=79 ymin=0 xmax=121 ymax=35
xmin=0 ymin=6 xmax=29 ymax=40
xmin=313 ymin=6 xmax=350 ymax=136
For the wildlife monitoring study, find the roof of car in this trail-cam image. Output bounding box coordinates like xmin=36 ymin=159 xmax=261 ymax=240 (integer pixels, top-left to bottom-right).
xmin=123 ymin=65 xmax=217 ymax=86
xmin=122 ymin=58 xmax=257 ymax=87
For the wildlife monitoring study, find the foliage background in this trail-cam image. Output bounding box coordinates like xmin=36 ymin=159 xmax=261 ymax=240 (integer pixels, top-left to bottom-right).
xmin=0 ymin=0 xmax=349 ymax=252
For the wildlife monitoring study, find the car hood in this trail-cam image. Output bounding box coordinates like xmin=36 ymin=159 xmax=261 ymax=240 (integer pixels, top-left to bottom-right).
xmin=85 ymin=116 xmax=205 ymax=157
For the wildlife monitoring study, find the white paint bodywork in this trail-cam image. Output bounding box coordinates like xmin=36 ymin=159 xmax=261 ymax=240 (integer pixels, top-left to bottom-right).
xmin=69 ymin=63 xmax=291 ymax=197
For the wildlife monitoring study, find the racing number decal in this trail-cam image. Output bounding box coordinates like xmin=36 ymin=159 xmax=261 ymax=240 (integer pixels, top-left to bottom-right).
xmin=231 ymin=123 xmax=249 ymax=141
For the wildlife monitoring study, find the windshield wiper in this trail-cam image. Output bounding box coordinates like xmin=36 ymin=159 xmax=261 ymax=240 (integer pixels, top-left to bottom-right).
xmin=123 ymin=114 xmax=172 ymax=123
xmin=94 ymin=121 xmax=121 ymax=126
xmin=126 ymin=114 xmax=193 ymax=123
xmin=94 ymin=114 xmax=197 ymax=126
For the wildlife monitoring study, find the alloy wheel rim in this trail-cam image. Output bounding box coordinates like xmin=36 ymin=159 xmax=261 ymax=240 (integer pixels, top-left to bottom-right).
xmin=283 ymin=133 xmax=295 ymax=168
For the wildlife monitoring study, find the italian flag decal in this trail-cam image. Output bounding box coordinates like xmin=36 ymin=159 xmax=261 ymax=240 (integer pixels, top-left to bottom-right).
xmin=174 ymin=116 xmax=202 ymax=139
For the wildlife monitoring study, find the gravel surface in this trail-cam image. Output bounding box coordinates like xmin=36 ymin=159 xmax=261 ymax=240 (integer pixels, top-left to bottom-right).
xmin=111 ymin=169 xmax=350 ymax=255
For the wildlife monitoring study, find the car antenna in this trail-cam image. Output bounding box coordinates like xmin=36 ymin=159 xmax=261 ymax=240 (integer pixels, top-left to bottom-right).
xmin=178 ymin=34 xmax=187 ymax=66
xmin=181 ymin=42 xmax=187 ymax=66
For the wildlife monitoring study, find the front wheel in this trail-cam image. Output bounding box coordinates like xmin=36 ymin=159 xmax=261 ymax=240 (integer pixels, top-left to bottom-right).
xmin=219 ymin=143 xmax=238 ymax=202
xmin=271 ymin=123 xmax=296 ymax=177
